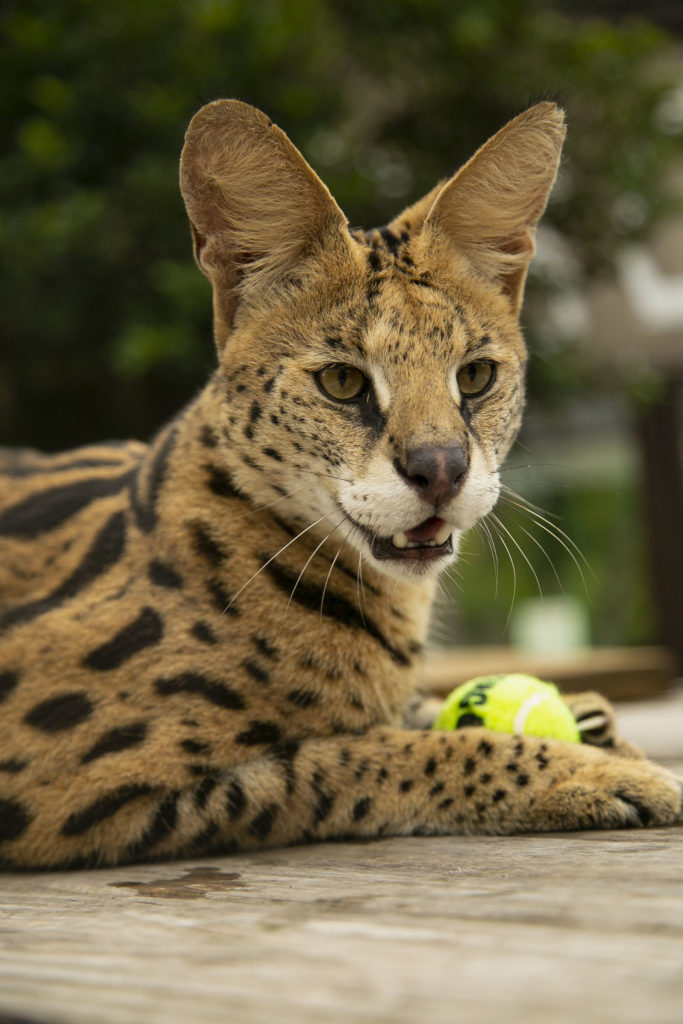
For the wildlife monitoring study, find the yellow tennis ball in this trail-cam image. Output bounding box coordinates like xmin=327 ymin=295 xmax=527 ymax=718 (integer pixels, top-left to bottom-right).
xmin=432 ymin=673 xmax=580 ymax=743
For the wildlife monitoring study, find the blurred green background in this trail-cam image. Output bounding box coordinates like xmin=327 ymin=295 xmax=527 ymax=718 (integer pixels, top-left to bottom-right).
xmin=1 ymin=0 xmax=682 ymax=656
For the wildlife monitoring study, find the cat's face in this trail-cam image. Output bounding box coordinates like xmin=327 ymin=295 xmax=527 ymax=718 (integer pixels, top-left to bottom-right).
xmin=180 ymin=100 xmax=564 ymax=582
xmin=216 ymin=231 xmax=526 ymax=582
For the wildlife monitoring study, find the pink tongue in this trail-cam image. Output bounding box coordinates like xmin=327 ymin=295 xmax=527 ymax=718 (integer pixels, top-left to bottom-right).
xmin=404 ymin=516 xmax=445 ymax=543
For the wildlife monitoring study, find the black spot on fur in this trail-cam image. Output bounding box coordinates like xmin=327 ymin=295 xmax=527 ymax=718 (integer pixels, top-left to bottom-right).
xmin=148 ymin=560 xmax=183 ymax=589
xmin=492 ymin=789 xmax=507 ymax=803
xmin=191 ymin=522 xmax=227 ymax=565
xmin=243 ymin=660 xmax=270 ymax=685
xmin=129 ymin=426 xmax=177 ymax=533
xmin=227 ymin=779 xmax=247 ymax=819
xmin=181 ymin=738 xmax=212 ymax=756
xmin=437 ymin=798 xmax=454 ymax=811
xmin=206 ymin=464 xmax=241 ymax=500
xmin=0 ymin=798 xmax=32 ymax=844
xmin=464 ymin=784 xmax=476 ymax=797
xmin=81 ymin=722 xmax=148 ymax=764
xmin=236 ymin=721 xmax=282 ymax=746
xmin=207 ymin=579 xmax=240 ymax=617
xmin=62 ymin=783 xmax=153 ymax=836
xmin=0 ymin=758 xmax=28 ymax=774
xmin=429 ymin=782 xmax=445 ymax=798
xmin=287 ymin=688 xmax=319 ymax=708
xmin=126 ymin=792 xmax=179 ymax=858
xmin=199 ymin=425 xmax=218 ymax=448
xmin=25 ymin=692 xmax=93 ymax=732
xmin=191 ymin=621 xmax=218 ymax=645
xmin=516 ymin=773 xmax=530 ymax=787
xmin=194 ymin=776 xmax=218 ymax=810
xmin=368 ymin=250 xmax=382 ymax=273
xmin=155 ymin=672 xmax=246 ymax=711
xmin=249 ymin=803 xmax=278 ymax=840
xmin=464 ymin=757 xmax=476 ymax=776
xmin=83 ymin=607 xmax=163 ymax=671
xmin=0 ymin=470 xmax=134 ymax=538
xmin=249 ymin=401 xmax=262 ymax=424
xmin=379 ymin=226 xmax=400 ymax=255
xmin=424 ymin=758 xmax=437 ymax=776
xmin=353 ymin=797 xmax=372 ymax=821
xmin=0 ymin=670 xmax=19 ymax=703
xmin=399 ymin=779 xmax=414 ymax=792
xmin=477 ymin=738 xmax=494 ymax=757
xmin=314 ymin=791 xmax=334 ymax=825
xmin=0 ymin=510 xmax=126 ymax=632
xmin=253 ymin=636 xmax=279 ymax=660
xmin=262 ymin=447 xmax=283 ymax=462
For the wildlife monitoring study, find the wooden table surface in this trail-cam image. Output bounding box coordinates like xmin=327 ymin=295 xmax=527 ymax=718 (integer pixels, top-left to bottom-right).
xmin=1 ymin=689 xmax=682 ymax=1024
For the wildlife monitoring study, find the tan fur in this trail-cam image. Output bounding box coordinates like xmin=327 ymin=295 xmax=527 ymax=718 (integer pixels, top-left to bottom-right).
xmin=0 ymin=102 xmax=679 ymax=869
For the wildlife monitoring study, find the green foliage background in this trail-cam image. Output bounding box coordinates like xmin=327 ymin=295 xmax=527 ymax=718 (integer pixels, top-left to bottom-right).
xmin=1 ymin=0 xmax=680 ymax=645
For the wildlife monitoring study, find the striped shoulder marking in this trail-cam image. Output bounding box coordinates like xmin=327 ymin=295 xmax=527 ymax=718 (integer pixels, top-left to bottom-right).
xmin=0 ymin=469 xmax=134 ymax=538
xmin=0 ymin=510 xmax=127 ymax=632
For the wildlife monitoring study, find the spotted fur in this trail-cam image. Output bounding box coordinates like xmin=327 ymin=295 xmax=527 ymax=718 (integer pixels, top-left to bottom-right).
xmin=0 ymin=101 xmax=680 ymax=869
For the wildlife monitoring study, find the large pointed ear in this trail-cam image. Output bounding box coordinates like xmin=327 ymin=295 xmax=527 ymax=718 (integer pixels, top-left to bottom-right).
xmin=419 ymin=103 xmax=566 ymax=313
xmin=179 ymin=100 xmax=350 ymax=339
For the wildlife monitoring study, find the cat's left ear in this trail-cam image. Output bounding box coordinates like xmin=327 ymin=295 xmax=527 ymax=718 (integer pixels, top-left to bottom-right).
xmin=408 ymin=103 xmax=566 ymax=313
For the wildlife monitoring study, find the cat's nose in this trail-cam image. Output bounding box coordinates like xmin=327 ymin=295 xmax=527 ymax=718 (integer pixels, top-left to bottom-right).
xmin=395 ymin=445 xmax=469 ymax=507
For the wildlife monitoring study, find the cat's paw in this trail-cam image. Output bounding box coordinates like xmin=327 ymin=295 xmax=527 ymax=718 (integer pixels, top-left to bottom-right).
xmin=530 ymin=749 xmax=682 ymax=831
xmin=562 ymin=690 xmax=644 ymax=758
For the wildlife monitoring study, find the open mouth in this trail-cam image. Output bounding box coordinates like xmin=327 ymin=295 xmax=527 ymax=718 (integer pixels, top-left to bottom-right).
xmin=367 ymin=516 xmax=453 ymax=562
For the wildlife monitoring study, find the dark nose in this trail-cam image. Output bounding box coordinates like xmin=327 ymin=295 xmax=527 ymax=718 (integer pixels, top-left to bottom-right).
xmin=395 ymin=445 xmax=469 ymax=508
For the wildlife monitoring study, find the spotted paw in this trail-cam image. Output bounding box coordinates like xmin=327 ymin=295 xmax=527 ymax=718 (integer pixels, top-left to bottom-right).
xmin=530 ymin=749 xmax=682 ymax=831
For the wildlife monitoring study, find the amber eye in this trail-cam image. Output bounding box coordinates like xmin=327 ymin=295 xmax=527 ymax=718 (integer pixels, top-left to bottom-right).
xmin=457 ymin=360 xmax=495 ymax=397
xmin=317 ymin=364 xmax=367 ymax=402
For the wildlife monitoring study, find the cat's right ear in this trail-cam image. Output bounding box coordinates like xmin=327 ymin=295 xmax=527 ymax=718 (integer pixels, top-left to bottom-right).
xmin=180 ymin=100 xmax=350 ymax=342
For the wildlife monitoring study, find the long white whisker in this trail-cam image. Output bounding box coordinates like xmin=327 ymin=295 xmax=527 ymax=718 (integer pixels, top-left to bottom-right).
xmin=226 ymin=511 xmax=336 ymax=612
xmin=487 ymin=515 xmax=517 ymax=632
xmin=320 ymin=546 xmax=343 ymax=635
xmin=490 ymin=511 xmax=543 ymax=600
xmin=498 ymin=494 xmax=593 ymax=594
xmin=282 ymin=517 xmax=347 ymax=622
xmin=501 ymin=515 xmax=565 ymax=592
xmin=356 ymin=547 xmax=368 ymax=630
xmin=478 ymin=518 xmax=500 ymax=597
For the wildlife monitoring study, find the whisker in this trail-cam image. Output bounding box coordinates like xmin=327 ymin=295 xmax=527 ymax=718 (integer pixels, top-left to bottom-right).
xmin=490 ymin=512 xmax=543 ymax=600
xmin=486 ymin=514 xmax=518 ymax=632
xmin=477 ymin=518 xmax=500 ymax=598
xmin=498 ymin=493 xmax=593 ymax=594
xmin=504 ymin=515 xmax=564 ymax=592
xmin=320 ymin=545 xmax=343 ymax=634
xmin=225 ymin=511 xmax=337 ymax=613
xmin=281 ymin=516 xmax=347 ymax=624
xmin=356 ymin=546 xmax=368 ymax=630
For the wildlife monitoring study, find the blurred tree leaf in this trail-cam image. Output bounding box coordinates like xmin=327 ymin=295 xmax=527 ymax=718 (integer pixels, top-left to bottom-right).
xmin=0 ymin=0 xmax=680 ymax=449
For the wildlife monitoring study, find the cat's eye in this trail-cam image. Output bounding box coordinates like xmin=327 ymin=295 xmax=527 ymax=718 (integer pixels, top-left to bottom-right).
xmin=456 ymin=360 xmax=496 ymax=397
xmin=317 ymin=364 xmax=367 ymax=402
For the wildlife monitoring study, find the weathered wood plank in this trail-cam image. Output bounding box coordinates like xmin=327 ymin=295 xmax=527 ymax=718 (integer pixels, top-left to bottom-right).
xmin=1 ymin=823 xmax=683 ymax=1024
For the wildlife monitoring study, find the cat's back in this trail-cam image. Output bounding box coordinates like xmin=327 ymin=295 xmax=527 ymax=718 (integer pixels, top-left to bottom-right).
xmin=0 ymin=440 xmax=146 ymax=607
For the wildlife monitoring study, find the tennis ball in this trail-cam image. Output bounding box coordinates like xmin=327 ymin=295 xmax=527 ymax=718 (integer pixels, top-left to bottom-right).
xmin=432 ymin=673 xmax=580 ymax=743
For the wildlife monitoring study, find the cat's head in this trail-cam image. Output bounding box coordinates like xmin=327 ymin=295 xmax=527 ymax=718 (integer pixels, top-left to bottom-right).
xmin=180 ymin=100 xmax=565 ymax=581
